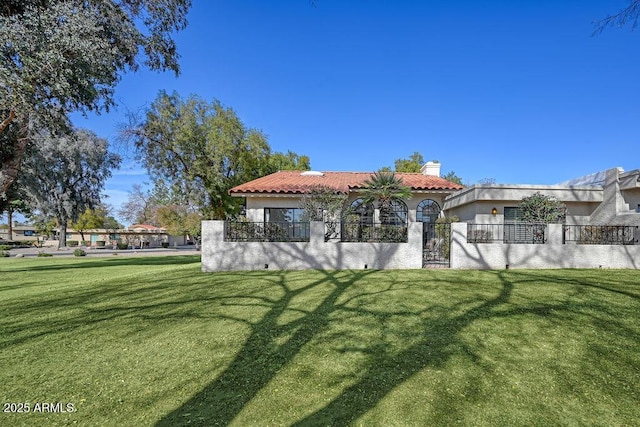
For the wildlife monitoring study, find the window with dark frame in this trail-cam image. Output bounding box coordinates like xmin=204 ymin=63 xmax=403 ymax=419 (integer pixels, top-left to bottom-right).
xmin=264 ymin=208 xmax=309 ymax=240
xmin=381 ymin=200 xmax=408 ymax=226
xmin=503 ymin=207 xmax=543 ymax=243
xmin=417 ymin=199 xmax=441 ymax=224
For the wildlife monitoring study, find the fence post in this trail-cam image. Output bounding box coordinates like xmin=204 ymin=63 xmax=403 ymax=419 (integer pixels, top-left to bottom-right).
xmin=547 ymin=224 xmax=564 ymax=248
xmin=449 ymin=222 xmax=467 ymax=269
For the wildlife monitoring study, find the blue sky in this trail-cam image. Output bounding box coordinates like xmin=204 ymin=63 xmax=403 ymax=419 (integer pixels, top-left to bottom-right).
xmin=69 ymin=0 xmax=639 ymax=224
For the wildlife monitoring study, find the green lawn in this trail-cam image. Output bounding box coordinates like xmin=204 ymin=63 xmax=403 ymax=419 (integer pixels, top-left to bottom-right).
xmin=0 ymin=256 xmax=639 ymax=426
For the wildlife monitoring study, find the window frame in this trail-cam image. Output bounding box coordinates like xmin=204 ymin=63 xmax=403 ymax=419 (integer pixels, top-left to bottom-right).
xmin=416 ymin=199 xmax=441 ymax=224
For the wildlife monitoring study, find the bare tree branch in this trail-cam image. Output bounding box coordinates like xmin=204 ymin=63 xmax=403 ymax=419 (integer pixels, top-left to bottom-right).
xmin=593 ymin=0 xmax=640 ymax=35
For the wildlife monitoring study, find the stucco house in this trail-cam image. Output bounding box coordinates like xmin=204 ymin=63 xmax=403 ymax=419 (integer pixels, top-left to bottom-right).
xmin=444 ymin=167 xmax=640 ymax=226
xmin=202 ymin=164 xmax=640 ymax=271
xmin=230 ymin=161 xmax=462 ymax=234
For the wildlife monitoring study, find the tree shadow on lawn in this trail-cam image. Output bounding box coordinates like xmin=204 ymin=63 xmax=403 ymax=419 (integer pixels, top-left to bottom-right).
xmin=2 ymin=264 xmax=637 ymax=425
xmin=155 ymin=268 xmax=379 ymax=426
xmin=0 ymin=264 xmax=241 ymax=350
xmin=153 ymin=268 xmax=639 ymax=427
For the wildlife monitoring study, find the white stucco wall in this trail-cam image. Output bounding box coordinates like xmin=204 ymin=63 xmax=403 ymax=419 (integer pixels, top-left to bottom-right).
xmin=450 ymin=223 xmax=640 ymax=269
xmin=443 ymin=185 xmax=602 ymax=225
xmin=202 ymin=221 xmax=423 ymax=271
xmin=202 ymin=220 xmax=640 ymax=271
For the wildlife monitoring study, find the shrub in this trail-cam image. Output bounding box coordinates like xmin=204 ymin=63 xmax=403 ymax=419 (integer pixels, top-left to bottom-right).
xmin=0 ymin=245 xmax=11 ymax=251
xmin=73 ymin=249 xmax=87 ymax=257
xmin=161 ymin=242 xmax=169 ymax=248
xmin=37 ymin=251 xmax=53 ymax=257
xmin=1 ymin=250 xmax=9 ymax=257
xmin=519 ymin=192 xmax=566 ymax=224
xmin=116 ymin=242 xmax=129 ymax=250
xmin=82 ymin=241 xmax=91 ymax=246
xmin=68 ymin=241 xmax=79 ymax=247
xmin=95 ymin=240 xmax=106 ymax=247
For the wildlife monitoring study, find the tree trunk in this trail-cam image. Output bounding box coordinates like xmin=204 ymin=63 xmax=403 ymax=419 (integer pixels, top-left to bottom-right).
xmin=1 ymin=112 xmax=29 ymax=194
xmin=7 ymin=208 xmax=13 ymax=241
xmin=58 ymin=222 xmax=68 ymax=249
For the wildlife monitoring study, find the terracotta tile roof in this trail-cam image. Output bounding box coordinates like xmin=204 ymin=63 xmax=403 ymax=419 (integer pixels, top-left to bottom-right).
xmin=229 ymin=171 xmax=464 ymax=195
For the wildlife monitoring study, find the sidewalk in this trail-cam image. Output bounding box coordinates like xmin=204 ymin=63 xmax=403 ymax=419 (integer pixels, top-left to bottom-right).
xmin=5 ymin=244 xmax=201 ymax=258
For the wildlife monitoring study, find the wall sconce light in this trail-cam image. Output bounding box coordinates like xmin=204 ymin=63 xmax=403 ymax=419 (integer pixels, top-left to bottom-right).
xmin=491 ymin=207 xmax=498 ymax=216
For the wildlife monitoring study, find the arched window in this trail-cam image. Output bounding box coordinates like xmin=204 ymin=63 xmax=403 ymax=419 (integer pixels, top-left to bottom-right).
xmin=347 ymin=198 xmax=374 ymax=225
xmin=341 ymin=198 xmax=373 ymax=241
xmin=417 ymin=199 xmax=441 ymax=224
xmin=381 ymin=199 xmax=408 ymax=225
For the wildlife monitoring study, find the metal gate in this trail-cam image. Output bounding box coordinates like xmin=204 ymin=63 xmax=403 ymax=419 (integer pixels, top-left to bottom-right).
xmin=423 ymin=222 xmax=451 ymax=268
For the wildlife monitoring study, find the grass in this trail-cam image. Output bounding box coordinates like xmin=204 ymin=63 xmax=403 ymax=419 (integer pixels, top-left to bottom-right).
xmin=0 ymin=256 xmax=639 ymax=426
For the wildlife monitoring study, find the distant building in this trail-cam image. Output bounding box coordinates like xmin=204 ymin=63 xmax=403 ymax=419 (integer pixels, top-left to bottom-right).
xmin=1 ymin=224 xmax=188 ymax=248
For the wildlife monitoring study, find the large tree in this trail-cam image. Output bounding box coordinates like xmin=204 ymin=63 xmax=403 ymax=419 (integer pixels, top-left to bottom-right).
xmin=269 ymin=150 xmax=311 ymax=172
xmin=156 ymin=204 xmax=203 ymax=246
xmin=125 ymin=91 xmax=310 ymax=218
xmin=118 ymin=183 xmax=160 ymax=226
xmin=391 ymin=152 xmax=464 ymax=185
xmin=20 ymin=127 xmax=121 ymax=247
xmin=394 ymin=152 xmax=425 ymax=173
xmin=442 ymin=170 xmax=464 ymax=186
xmin=71 ymin=205 xmax=115 ymax=242
xmin=0 ymin=0 xmax=191 ymax=194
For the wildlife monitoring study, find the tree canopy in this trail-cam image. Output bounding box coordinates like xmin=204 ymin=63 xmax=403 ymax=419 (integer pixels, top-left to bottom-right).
xmin=71 ymin=205 xmax=121 ymax=241
xmin=389 ymin=152 xmax=464 ymax=184
xmin=0 ymin=0 xmax=191 ymax=193
xmin=394 ymin=152 xmax=425 ymax=173
xmin=156 ymin=204 xmax=202 ymax=244
xmin=20 ymin=127 xmax=121 ymax=247
xmin=124 ymin=91 xmax=310 ymax=219
xmin=441 ymin=170 xmax=464 ymax=186
xmin=360 ymin=171 xmax=412 ymax=223
xmin=118 ymin=183 xmax=160 ymax=227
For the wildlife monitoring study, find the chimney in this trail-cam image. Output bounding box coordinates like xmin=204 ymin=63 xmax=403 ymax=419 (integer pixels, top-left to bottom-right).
xmin=420 ymin=161 xmax=441 ymax=177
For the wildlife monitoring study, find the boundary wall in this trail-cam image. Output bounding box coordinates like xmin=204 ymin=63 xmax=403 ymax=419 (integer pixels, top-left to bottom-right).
xmin=202 ymin=221 xmax=423 ymax=271
xmin=450 ymin=223 xmax=640 ymax=269
xmin=201 ymin=221 xmax=640 ymax=271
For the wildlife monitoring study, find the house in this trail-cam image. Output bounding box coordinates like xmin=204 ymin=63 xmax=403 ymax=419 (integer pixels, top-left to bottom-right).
xmin=203 ymin=162 xmax=460 ymax=271
xmin=442 ymin=167 xmax=640 ymax=269
xmin=0 ymin=224 xmax=39 ymax=243
xmin=444 ymin=167 xmax=640 ymax=226
xmin=230 ymin=161 xmax=462 ymax=228
xmin=0 ymin=223 xmax=187 ymax=248
xmin=202 ymin=164 xmax=640 ymax=271
xmin=64 ymin=224 xmax=187 ymax=248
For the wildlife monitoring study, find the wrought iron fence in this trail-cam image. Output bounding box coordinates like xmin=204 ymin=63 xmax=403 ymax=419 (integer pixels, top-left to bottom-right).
xmin=467 ymin=223 xmax=547 ymax=244
xmin=224 ymin=221 xmax=310 ymax=242
xmin=563 ymin=225 xmax=638 ymax=245
xmin=340 ymin=222 xmax=408 ymax=243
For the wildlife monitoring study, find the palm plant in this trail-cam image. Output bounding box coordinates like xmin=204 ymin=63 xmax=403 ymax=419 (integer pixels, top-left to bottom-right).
xmin=360 ymin=171 xmax=412 ymax=223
